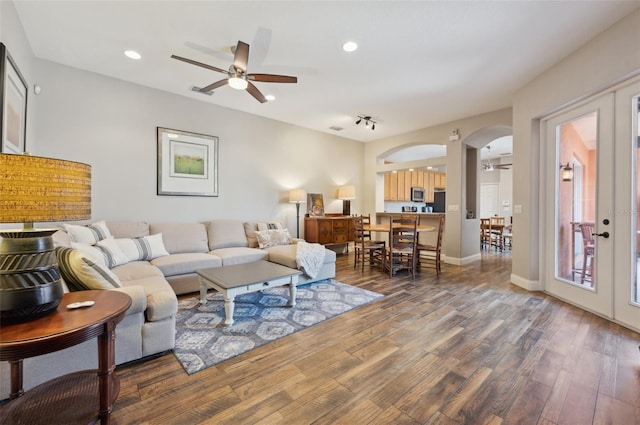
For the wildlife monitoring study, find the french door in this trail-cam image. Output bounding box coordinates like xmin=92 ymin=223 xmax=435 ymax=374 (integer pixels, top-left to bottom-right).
xmin=543 ymin=78 xmax=640 ymax=331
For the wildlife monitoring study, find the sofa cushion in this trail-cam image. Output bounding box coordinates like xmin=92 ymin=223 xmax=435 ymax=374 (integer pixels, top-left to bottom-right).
xmin=264 ymin=244 xmax=336 ymax=269
xmin=149 ymin=222 xmax=209 ymax=254
xmin=150 ymin=253 xmax=222 ymax=277
xmin=119 ymin=276 xmax=177 ymax=322
xmin=56 ymin=247 xmax=122 ymax=290
xmin=209 ymin=247 xmax=268 ymax=266
xmin=112 ymin=261 xmax=164 ymax=282
xmin=63 ymin=220 xmax=112 ymax=244
xmin=107 ymin=221 xmax=149 ymax=239
xmin=243 ymin=222 xmax=260 ymax=248
xmin=206 ymin=220 xmax=248 ymax=250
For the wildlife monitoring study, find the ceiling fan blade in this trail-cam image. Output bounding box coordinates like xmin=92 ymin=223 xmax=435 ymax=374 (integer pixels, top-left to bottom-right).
xmin=233 ymin=41 xmax=250 ymax=72
xmin=248 ymin=74 xmax=298 ymax=83
xmin=171 ymin=55 xmax=228 ymax=75
xmin=246 ymin=81 xmax=267 ymax=103
xmin=200 ymin=79 xmax=228 ymax=93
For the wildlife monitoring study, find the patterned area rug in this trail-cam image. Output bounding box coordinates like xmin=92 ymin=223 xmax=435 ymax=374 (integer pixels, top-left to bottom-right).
xmin=173 ymin=279 xmax=383 ymax=374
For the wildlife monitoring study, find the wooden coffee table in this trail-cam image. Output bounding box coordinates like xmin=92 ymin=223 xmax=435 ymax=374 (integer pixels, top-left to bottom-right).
xmin=197 ymin=261 xmax=302 ymax=326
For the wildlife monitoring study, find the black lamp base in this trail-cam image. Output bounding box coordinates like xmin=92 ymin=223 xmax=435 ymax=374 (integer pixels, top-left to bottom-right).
xmin=342 ymin=200 xmax=351 ymax=216
xmin=0 ymin=229 xmax=64 ymax=323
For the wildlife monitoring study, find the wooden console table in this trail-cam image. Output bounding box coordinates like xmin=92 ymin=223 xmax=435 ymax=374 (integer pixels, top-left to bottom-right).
xmin=304 ymin=215 xmax=354 ymax=246
xmin=0 ymin=290 xmax=131 ymax=425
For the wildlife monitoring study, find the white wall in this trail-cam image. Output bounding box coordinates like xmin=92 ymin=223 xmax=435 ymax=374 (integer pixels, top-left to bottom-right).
xmin=512 ymin=8 xmax=640 ymax=289
xmin=28 ymin=60 xmax=363 ymax=232
xmin=1 ymin=0 xmax=37 ymax=147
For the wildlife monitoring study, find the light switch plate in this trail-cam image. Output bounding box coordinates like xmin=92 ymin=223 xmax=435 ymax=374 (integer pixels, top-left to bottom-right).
xmin=514 ymin=205 xmax=523 ymax=214
xmin=448 ymin=204 xmax=459 ymax=212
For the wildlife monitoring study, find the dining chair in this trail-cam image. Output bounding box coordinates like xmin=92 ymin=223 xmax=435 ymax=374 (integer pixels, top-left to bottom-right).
xmin=502 ymin=216 xmax=513 ymax=250
xmin=352 ymin=215 xmax=385 ymax=271
xmin=489 ymin=216 xmax=505 ymax=251
xmin=579 ymin=222 xmax=595 ymax=286
xmin=480 ymin=218 xmax=491 ymax=249
xmin=416 ymin=214 xmax=445 ymax=275
xmin=383 ymin=216 xmax=418 ymax=278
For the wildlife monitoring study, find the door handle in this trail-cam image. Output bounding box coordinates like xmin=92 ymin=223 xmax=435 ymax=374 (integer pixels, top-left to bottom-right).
xmin=592 ymin=232 xmax=610 ymax=238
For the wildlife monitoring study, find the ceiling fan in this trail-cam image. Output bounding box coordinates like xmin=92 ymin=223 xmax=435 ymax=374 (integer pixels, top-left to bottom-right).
xmin=483 ymin=145 xmax=512 ymax=171
xmin=171 ymin=40 xmax=297 ymax=103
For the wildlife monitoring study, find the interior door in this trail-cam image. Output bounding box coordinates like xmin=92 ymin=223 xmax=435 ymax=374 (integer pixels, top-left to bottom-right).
xmin=543 ymin=77 xmax=640 ymax=331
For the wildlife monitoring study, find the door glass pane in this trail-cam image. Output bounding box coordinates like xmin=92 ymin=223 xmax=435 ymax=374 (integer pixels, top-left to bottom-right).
xmin=634 ymin=96 xmax=639 ymax=304
xmin=556 ymin=112 xmax=598 ymax=289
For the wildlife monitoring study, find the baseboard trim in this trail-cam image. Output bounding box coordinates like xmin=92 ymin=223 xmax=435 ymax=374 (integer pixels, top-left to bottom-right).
xmin=443 ymin=254 xmax=481 ymax=266
xmin=510 ymin=273 xmax=542 ymax=291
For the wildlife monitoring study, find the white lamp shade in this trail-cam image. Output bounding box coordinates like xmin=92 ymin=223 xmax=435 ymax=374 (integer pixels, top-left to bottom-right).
xmin=289 ymin=189 xmax=307 ymax=203
xmin=337 ymin=185 xmax=356 ymax=200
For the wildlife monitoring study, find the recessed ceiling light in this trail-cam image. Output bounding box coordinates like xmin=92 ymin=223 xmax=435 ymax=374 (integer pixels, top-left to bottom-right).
xmin=342 ymin=41 xmax=358 ymax=52
xmin=265 ymin=94 xmax=276 ymax=101
xmin=124 ymin=50 xmax=142 ymax=60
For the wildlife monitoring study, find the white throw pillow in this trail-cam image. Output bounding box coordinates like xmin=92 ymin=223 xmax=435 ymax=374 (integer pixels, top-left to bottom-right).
xmin=70 ymin=237 xmax=128 ymax=269
xmin=96 ymin=237 xmax=129 ymax=267
xmin=63 ymin=220 xmax=112 ymax=244
xmin=56 ymin=247 xmax=122 ymax=291
xmin=114 ymin=234 xmax=170 ymax=261
xmin=255 ymin=229 xmax=291 ymax=248
xmin=70 ymin=242 xmax=108 ymax=266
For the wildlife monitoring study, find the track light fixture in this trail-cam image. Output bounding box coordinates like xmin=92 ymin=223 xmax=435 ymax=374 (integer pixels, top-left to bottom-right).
xmin=355 ymin=115 xmax=376 ymax=130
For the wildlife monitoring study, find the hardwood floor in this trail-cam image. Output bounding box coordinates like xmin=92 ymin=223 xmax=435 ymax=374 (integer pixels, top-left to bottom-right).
xmin=113 ymin=251 xmax=640 ymax=424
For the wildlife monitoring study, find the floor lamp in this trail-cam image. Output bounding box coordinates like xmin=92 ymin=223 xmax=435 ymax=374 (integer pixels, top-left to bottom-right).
xmin=0 ymin=153 xmax=92 ymax=323
xmin=337 ymin=185 xmax=355 ymax=216
xmin=289 ymin=189 xmax=306 ymax=238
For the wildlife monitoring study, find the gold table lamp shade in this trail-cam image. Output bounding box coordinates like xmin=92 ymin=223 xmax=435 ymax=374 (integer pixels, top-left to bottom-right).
xmin=0 ymin=153 xmax=91 ymax=224
xmin=0 ymin=153 xmax=92 ymax=322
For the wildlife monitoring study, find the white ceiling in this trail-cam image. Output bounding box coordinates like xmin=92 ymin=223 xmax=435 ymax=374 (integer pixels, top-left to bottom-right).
xmin=13 ymin=1 xmax=639 ymax=143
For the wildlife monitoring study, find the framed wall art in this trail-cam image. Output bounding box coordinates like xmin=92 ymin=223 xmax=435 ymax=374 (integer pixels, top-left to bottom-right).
xmin=307 ymin=193 xmax=324 ymax=216
xmin=157 ymin=127 xmax=218 ymax=196
xmin=0 ymin=43 xmax=28 ymax=154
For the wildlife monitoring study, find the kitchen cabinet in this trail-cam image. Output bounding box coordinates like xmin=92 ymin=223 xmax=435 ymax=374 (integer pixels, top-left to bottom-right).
xmin=383 ymin=170 xmax=445 ymax=202
xmin=434 ymin=172 xmax=446 ymax=190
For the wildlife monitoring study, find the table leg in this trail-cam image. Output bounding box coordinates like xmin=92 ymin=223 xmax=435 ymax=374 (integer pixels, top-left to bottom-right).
xmin=97 ymin=319 xmax=117 ymax=425
xmin=288 ymin=283 xmax=297 ymax=307
xmin=9 ymin=359 xmax=24 ymax=399
xmin=223 ymin=293 xmax=235 ymax=326
xmin=200 ymin=278 xmax=208 ymax=305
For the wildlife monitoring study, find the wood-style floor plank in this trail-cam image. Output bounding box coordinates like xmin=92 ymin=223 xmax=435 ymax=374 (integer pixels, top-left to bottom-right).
xmin=110 ymin=251 xmax=640 ymax=425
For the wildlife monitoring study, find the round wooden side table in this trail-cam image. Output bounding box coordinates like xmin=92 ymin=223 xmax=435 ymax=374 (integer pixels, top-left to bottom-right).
xmin=0 ymin=290 xmax=131 ymax=425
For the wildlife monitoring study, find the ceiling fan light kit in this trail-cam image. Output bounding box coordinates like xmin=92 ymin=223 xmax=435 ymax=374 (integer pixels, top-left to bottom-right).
xmin=356 ymin=115 xmax=376 ymax=130
xmin=228 ymin=75 xmax=248 ymax=90
xmin=483 ymin=144 xmax=511 ymax=171
xmin=172 ymin=40 xmax=297 ymax=103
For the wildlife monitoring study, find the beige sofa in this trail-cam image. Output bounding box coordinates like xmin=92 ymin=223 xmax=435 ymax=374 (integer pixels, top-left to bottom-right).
xmin=0 ymin=219 xmax=336 ymax=400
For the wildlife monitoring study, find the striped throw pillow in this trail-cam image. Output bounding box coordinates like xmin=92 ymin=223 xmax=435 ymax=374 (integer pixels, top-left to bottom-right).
xmin=56 ymin=247 xmax=122 ymax=291
xmin=115 ymin=234 xmax=170 ymax=261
